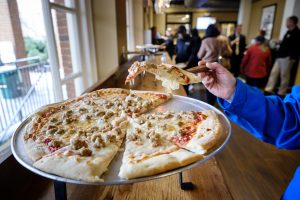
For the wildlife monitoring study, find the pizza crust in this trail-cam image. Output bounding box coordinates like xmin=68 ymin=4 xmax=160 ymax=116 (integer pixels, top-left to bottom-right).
xmin=119 ymin=148 xmax=202 ymax=179
xmin=33 ymin=144 xmax=119 ymax=182
xmin=184 ymin=110 xmax=223 ymax=154
xmin=24 ymin=138 xmax=50 ymax=161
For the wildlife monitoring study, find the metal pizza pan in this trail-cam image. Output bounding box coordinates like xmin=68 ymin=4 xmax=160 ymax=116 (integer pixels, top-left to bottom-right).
xmin=11 ymin=95 xmax=231 ymax=186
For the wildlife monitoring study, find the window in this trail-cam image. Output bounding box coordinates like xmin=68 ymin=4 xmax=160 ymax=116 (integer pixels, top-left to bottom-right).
xmin=42 ymin=0 xmax=97 ymax=101
xmin=0 ymin=0 xmax=96 ymax=162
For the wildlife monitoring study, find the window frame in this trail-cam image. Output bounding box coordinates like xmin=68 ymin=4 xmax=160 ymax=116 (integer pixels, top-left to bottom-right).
xmin=41 ymin=0 xmax=97 ymax=101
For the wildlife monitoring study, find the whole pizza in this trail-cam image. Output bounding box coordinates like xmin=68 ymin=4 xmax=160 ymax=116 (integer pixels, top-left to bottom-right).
xmin=23 ymin=88 xmax=223 ymax=182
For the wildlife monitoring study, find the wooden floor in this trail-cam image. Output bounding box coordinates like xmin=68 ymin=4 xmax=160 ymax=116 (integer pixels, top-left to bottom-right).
xmin=1 ymin=57 xmax=300 ymax=199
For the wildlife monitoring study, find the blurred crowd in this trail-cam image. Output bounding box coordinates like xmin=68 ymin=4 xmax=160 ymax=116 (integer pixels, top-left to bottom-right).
xmin=151 ymin=15 xmax=300 ymax=104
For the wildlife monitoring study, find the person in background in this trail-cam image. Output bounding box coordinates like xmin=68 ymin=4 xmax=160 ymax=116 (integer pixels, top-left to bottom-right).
xmin=264 ymin=16 xmax=300 ymax=96
xmin=175 ymin=25 xmax=191 ymax=64
xmin=197 ymin=24 xmax=231 ymax=105
xmin=189 ymin=60 xmax=300 ymax=200
xmin=151 ymin=26 xmax=161 ymax=45
xmin=162 ymin=29 xmax=175 ymax=59
xmin=186 ymin=28 xmax=201 ymax=69
xmin=229 ymin=24 xmax=246 ymax=77
xmin=250 ymin=29 xmax=268 ymax=46
xmin=240 ymin=36 xmax=272 ymax=88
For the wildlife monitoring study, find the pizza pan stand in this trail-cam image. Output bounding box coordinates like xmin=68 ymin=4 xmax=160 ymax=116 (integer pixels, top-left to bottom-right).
xmin=11 ymin=95 xmax=231 ymax=200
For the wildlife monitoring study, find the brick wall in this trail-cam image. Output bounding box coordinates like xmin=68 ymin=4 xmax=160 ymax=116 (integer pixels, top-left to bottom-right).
xmin=54 ymin=0 xmax=75 ymax=98
xmin=0 ymin=0 xmax=26 ymax=63
xmin=7 ymin=0 xmax=26 ymax=62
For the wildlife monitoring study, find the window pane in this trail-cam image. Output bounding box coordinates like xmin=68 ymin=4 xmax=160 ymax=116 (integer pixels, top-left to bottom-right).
xmin=0 ymin=0 xmax=53 ymax=144
xmin=62 ymin=77 xmax=84 ymax=100
xmin=50 ymin=0 xmax=75 ymax=9
xmin=51 ymin=8 xmax=81 ymax=79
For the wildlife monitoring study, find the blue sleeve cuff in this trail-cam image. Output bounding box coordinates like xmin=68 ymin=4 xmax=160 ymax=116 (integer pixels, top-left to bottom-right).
xmin=218 ymin=79 xmax=248 ymax=114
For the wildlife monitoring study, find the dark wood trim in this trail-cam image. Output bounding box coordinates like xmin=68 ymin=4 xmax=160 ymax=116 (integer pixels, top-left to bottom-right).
xmin=165 ymin=12 xmax=193 ymax=32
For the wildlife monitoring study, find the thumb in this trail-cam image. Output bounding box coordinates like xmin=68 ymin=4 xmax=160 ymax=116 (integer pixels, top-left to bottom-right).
xmin=206 ymin=62 xmax=223 ymax=70
xmin=198 ymin=60 xmax=206 ymax=66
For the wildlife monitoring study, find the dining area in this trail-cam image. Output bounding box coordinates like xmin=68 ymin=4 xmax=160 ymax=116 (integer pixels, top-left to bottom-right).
xmin=1 ymin=0 xmax=300 ymax=200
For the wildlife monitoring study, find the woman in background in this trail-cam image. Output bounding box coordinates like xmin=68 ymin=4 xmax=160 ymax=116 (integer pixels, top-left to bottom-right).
xmin=240 ymin=36 xmax=272 ymax=88
xmin=197 ymin=24 xmax=232 ymax=105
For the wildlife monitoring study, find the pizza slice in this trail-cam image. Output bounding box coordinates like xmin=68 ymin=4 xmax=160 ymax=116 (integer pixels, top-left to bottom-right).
xmin=119 ymin=117 xmax=202 ymax=179
xmin=125 ymin=61 xmax=206 ymax=90
xmin=33 ymin=123 xmax=127 ymax=182
xmin=125 ymin=90 xmax=172 ymax=116
xmin=133 ymin=110 xmax=223 ymax=155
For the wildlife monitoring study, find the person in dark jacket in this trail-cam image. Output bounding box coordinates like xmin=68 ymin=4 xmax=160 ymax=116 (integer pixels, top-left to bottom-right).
xmin=228 ymin=24 xmax=246 ymax=77
xmin=186 ymin=28 xmax=201 ymax=69
xmin=163 ymin=29 xmax=175 ymax=59
xmin=175 ymin=25 xmax=191 ymax=64
xmin=189 ymin=60 xmax=300 ymax=200
xmin=265 ymin=16 xmax=300 ymax=96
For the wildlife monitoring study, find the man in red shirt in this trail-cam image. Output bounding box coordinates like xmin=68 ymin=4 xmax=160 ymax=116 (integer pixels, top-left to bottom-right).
xmin=240 ymin=36 xmax=272 ymax=88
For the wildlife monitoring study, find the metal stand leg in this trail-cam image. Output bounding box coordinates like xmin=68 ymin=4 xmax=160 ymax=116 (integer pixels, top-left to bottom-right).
xmin=53 ymin=181 xmax=67 ymax=200
xmin=178 ymin=172 xmax=194 ymax=190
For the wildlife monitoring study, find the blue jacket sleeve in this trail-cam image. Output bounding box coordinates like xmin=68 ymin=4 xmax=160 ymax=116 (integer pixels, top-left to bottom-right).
xmin=218 ymin=79 xmax=300 ymax=150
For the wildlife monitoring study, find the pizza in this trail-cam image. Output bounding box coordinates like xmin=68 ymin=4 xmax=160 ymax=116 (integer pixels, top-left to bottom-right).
xmin=125 ymin=61 xmax=209 ymax=90
xmin=23 ymin=88 xmax=223 ymax=182
xmin=119 ymin=111 xmax=222 ymax=179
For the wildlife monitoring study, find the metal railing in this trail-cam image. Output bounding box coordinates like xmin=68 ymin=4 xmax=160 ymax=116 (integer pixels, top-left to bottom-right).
xmin=0 ymin=58 xmax=54 ymax=143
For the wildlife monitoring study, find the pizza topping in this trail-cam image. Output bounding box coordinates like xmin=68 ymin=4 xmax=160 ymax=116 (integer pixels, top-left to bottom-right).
xmin=177 ymin=121 xmax=184 ymax=127
xmin=80 ymin=148 xmax=92 ymax=156
xmin=127 ymin=134 xmax=139 ymax=142
xmin=50 ymin=117 xmax=58 ymax=123
xmin=47 ymin=127 xmax=58 ymax=135
xmin=71 ymin=138 xmax=88 ymax=150
xmin=163 ymin=112 xmax=174 ymax=119
xmin=145 ymin=121 xmax=152 ymax=128
xmin=84 ymin=99 xmax=94 ymax=105
xmin=149 ymin=132 xmax=161 ymax=147
xmin=92 ymin=134 xmax=106 ymax=148
xmin=106 ymin=134 xmax=117 ymax=143
xmin=63 ymin=117 xmax=73 ymax=124
xmin=55 ymin=129 xmax=65 ymax=135
xmin=67 ymin=129 xmax=76 ymax=135
xmin=79 ymin=107 xmax=88 ymax=113
xmin=85 ymin=114 xmax=92 ymax=120
xmin=47 ymin=124 xmax=56 ymax=130
xmin=89 ymin=126 xmax=99 ymax=133
xmin=49 ymin=139 xmax=62 ymax=148
xmin=176 ymin=115 xmax=182 ymax=120
xmin=96 ymin=111 xmax=105 ymax=117
xmin=65 ymin=110 xmax=73 ymax=117
xmin=103 ymin=111 xmax=114 ymax=119
xmin=102 ymin=124 xmax=113 ymax=132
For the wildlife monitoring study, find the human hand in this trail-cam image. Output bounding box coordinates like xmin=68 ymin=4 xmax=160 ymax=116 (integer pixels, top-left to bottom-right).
xmin=188 ymin=60 xmax=237 ymax=102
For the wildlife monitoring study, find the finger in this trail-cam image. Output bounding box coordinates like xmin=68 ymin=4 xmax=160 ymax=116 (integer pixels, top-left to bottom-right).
xmin=198 ymin=60 xmax=206 ymax=66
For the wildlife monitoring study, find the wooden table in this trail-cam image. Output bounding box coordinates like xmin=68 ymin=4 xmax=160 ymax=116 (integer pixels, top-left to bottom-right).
xmin=76 ymin=54 xmax=232 ymax=200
